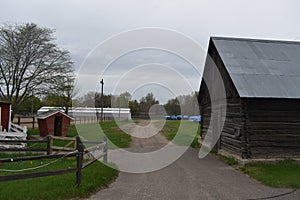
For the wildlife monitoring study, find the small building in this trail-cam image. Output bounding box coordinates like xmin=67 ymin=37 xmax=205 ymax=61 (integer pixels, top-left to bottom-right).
xmin=37 ymin=110 xmax=72 ymax=137
xmin=0 ymin=102 xmax=27 ymax=149
xmin=199 ymin=37 xmax=300 ymax=159
xmin=0 ymin=101 xmax=11 ymax=131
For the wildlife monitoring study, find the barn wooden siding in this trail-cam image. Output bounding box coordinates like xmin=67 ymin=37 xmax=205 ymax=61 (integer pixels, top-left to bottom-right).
xmin=200 ymin=89 xmax=247 ymax=158
xmin=243 ymin=98 xmax=300 ymax=159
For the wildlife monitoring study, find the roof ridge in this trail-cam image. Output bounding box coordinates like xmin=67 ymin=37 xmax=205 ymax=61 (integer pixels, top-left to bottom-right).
xmin=211 ymin=36 xmax=300 ymax=45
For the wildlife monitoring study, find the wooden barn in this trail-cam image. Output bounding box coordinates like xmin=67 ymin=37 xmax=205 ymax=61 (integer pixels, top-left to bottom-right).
xmin=199 ymin=37 xmax=300 ymax=159
xmin=37 ymin=110 xmax=72 ymax=137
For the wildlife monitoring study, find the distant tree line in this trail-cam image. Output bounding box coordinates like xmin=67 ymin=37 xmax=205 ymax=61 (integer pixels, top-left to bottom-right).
xmin=74 ymin=91 xmax=199 ymax=117
xmin=73 ymin=91 xmax=159 ymax=117
xmin=16 ymin=90 xmax=199 ymax=117
xmin=164 ymin=92 xmax=199 ymax=116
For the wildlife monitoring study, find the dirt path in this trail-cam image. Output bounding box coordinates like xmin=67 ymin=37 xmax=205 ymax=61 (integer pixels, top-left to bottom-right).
xmin=86 ymin=120 xmax=299 ymax=200
xmin=122 ymin=120 xmax=169 ymax=152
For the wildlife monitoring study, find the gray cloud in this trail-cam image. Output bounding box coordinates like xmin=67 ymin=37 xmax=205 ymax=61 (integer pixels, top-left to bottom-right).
xmin=1 ymin=0 xmax=300 ymax=102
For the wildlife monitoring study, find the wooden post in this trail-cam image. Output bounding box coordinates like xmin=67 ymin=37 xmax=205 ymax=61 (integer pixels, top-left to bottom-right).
xmin=46 ymin=135 xmax=52 ymax=155
xmin=32 ymin=117 xmax=35 ymax=129
xmin=76 ymin=136 xmax=83 ymax=187
xmin=103 ymin=136 xmax=108 ymax=163
xmin=18 ymin=117 xmax=21 ymax=125
xmin=100 ymin=79 xmax=104 ymax=122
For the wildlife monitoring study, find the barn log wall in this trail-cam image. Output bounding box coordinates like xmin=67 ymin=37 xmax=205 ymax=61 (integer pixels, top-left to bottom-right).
xmin=244 ymin=98 xmax=300 ymax=158
xmin=221 ymin=98 xmax=247 ymax=158
xmin=200 ymin=97 xmax=247 ymax=157
xmin=199 ymin=79 xmax=210 ymax=139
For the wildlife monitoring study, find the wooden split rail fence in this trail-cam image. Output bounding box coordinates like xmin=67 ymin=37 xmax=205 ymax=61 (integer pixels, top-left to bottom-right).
xmin=0 ymin=136 xmax=108 ymax=186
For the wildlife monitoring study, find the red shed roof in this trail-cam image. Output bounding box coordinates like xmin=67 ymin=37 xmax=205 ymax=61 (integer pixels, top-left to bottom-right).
xmin=0 ymin=101 xmax=11 ymax=105
xmin=37 ymin=110 xmax=72 ymax=120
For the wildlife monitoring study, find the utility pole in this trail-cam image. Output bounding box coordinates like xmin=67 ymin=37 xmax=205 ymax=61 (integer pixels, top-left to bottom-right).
xmin=100 ymin=79 xmax=104 ymax=122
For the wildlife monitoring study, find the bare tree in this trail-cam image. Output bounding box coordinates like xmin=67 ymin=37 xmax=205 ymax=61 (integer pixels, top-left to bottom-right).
xmin=46 ymin=74 xmax=76 ymax=114
xmin=0 ymin=23 xmax=74 ymax=119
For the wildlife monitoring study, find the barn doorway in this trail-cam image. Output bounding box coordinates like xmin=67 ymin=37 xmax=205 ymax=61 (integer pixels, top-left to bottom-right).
xmin=54 ymin=116 xmax=62 ymax=136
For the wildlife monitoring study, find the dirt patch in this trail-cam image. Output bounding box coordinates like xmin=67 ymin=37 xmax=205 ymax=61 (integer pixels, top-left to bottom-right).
xmin=120 ymin=120 xmax=169 ymax=153
xmin=13 ymin=117 xmax=37 ymax=129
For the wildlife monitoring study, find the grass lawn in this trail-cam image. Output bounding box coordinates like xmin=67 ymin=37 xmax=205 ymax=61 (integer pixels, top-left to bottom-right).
xmin=27 ymin=121 xmax=131 ymax=149
xmin=100 ymin=120 xmax=132 ymax=148
xmin=240 ymin=159 xmax=300 ymax=188
xmin=0 ymin=158 xmax=118 ymax=200
xmin=159 ymin=120 xmax=200 ymax=148
xmin=75 ymin=121 xmax=131 ymax=149
xmin=0 ymin=120 xmax=132 ymax=200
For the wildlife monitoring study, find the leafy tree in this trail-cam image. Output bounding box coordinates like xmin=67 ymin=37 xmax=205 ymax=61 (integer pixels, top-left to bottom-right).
xmin=18 ymin=96 xmax=42 ymax=115
xmin=129 ymin=100 xmax=140 ymax=116
xmin=46 ymin=74 xmax=76 ymax=114
xmin=75 ymin=91 xmax=112 ymax=108
xmin=95 ymin=93 xmax=112 ymax=108
xmin=111 ymin=92 xmax=132 ymax=108
xmin=0 ymin=23 xmax=74 ymax=119
xmin=139 ymin=92 xmax=159 ymax=114
xmin=164 ymin=92 xmax=199 ymax=115
xmin=164 ymin=98 xmax=180 ymax=115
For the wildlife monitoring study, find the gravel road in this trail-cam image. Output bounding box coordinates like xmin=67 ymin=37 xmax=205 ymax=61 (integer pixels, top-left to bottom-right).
xmin=86 ymin=121 xmax=299 ymax=200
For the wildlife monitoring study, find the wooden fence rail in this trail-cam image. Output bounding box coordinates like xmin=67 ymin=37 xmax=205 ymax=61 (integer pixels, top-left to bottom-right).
xmin=14 ymin=116 xmax=36 ymax=129
xmin=0 ymin=135 xmax=77 ymax=154
xmin=0 ymin=136 xmax=108 ymax=186
xmin=13 ymin=116 xmax=112 ymax=129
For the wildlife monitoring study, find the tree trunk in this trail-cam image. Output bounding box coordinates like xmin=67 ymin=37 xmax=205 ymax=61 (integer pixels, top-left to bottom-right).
xmin=65 ymin=106 xmax=69 ymax=115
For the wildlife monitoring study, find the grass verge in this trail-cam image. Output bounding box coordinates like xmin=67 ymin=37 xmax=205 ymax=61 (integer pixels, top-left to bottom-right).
xmin=100 ymin=120 xmax=132 ymax=148
xmin=240 ymin=159 xmax=300 ymax=188
xmin=159 ymin=120 xmax=200 ymax=148
xmin=217 ymin=154 xmax=238 ymax=165
xmin=0 ymin=159 xmax=118 ymax=200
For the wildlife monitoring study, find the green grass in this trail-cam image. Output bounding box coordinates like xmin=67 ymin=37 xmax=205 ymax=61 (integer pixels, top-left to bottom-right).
xmin=27 ymin=121 xmax=131 ymax=149
xmin=217 ymin=154 xmax=238 ymax=165
xmin=100 ymin=121 xmax=132 ymax=148
xmin=159 ymin=120 xmax=200 ymax=148
xmin=75 ymin=121 xmax=132 ymax=149
xmin=0 ymin=159 xmax=118 ymax=200
xmin=203 ymin=148 xmax=238 ymax=165
xmin=27 ymin=128 xmax=40 ymax=135
xmin=0 ymin=120 xmax=131 ymax=200
xmin=240 ymin=159 xmax=300 ymax=188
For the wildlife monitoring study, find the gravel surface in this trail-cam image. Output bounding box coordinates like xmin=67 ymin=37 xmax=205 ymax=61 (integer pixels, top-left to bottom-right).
xmin=86 ymin=121 xmax=299 ymax=200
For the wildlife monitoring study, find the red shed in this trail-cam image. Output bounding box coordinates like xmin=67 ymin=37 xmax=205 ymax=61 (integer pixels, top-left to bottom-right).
xmin=0 ymin=101 xmax=11 ymax=132
xmin=37 ymin=110 xmax=72 ymax=137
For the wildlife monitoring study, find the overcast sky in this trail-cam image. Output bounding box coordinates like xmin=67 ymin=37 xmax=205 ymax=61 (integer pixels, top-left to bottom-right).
xmin=1 ymin=0 xmax=300 ymax=103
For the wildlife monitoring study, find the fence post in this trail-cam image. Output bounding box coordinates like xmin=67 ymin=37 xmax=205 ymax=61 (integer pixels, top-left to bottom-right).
xmin=18 ymin=117 xmax=21 ymax=125
xmin=32 ymin=116 xmax=35 ymax=129
xmin=76 ymin=136 xmax=84 ymax=187
xmin=46 ymin=135 xmax=52 ymax=155
xmin=103 ymin=136 xmax=108 ymax=163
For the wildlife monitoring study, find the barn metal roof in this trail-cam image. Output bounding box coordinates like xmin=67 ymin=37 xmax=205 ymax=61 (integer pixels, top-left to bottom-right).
xmin=211 ymin=37 xmax=300 ymax=98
